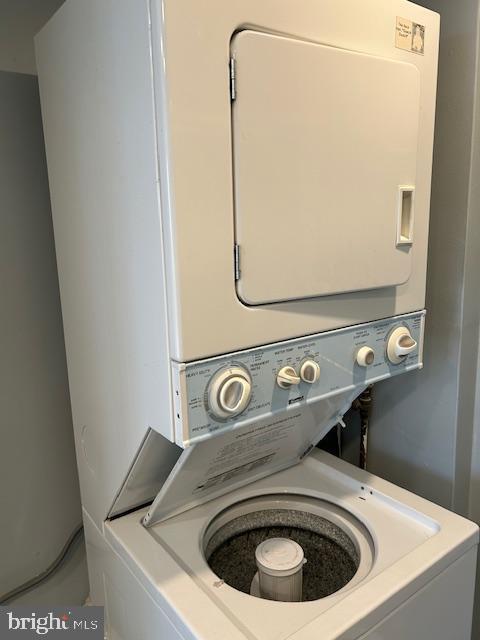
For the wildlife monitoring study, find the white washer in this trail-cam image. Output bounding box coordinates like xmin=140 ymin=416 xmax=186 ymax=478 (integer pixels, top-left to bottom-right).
xmin=99 ymin=449 xmax=478 ymax=640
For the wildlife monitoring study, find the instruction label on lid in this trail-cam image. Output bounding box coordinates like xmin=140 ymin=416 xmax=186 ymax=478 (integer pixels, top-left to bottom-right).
xmin=396 ymin=17 xmax=425 ymax=55
xmin=142 ymin=388 xmax=361 ymax=527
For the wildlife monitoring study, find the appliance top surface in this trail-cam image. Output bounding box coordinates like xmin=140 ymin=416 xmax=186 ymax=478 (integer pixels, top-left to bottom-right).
xmin=150 ymin=0 xmax=440 ymax=361
xmin=106 ymin=451 xmax=477 ymax=640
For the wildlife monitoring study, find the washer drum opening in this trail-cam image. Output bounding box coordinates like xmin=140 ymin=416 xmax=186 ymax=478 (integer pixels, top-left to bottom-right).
xmin=203 ymin=494 xmax=374 ymax=602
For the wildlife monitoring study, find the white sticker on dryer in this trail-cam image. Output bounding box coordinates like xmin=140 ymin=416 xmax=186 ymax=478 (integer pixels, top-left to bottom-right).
xmin=396 ymin=17 xmax=425 ymax=55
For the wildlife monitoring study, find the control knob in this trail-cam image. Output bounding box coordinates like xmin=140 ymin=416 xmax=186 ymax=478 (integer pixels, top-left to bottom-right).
xmin=299 ymin=359 xmax=321 ymax=384
xmin=208 ymin=366 xmax=252 ymax=420
xmin=277 ymin=366 xmax=301 ymax=389
xmin=387 ymin=327 xmax=418 ymax=364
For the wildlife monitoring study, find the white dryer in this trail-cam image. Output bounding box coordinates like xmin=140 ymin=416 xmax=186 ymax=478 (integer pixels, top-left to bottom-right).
xmin=35 ymin=0 xmax=479 ymax=638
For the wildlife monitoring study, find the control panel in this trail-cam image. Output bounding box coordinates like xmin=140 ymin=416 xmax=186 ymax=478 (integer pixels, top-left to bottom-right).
xmin=172 ymin=312 xmax=425 ymax=446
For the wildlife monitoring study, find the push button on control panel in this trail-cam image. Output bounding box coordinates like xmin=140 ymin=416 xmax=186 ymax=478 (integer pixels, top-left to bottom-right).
xmin=356 ymin=346 xmax=375 ymax=367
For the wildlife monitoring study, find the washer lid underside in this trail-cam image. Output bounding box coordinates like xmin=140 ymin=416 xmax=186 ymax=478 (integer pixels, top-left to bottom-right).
xmin=141 ymin=386 xmax=363 ymax=527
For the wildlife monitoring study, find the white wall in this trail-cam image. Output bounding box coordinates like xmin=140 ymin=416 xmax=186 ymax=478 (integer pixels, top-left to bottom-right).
xmin=0 ymin=0 xmax=88 ymax=606
xmin=0 ymin=0 xmax=65 ymax=74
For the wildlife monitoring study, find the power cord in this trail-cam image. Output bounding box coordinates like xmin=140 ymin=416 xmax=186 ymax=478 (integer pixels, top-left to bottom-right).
xmin=0 ymin=524 xmax=84 ymax=605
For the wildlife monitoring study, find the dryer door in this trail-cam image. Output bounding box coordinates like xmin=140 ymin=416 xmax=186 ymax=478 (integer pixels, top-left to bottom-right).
xmin=232 ymin=30 xmax=420 ymax=305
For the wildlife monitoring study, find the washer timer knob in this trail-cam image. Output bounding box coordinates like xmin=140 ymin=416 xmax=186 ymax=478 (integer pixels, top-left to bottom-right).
xmin=277 ymin=366 xmax=301 ymax=389
xmin=387 ymin=327 xmax=418 ymax=364
xmin=299 ymin=360 xmax=321 ymax=384
xmin=208 ymin=366 xmax=252 ymax=420
xmin=356 ymin=347 xmax=375 ymax=367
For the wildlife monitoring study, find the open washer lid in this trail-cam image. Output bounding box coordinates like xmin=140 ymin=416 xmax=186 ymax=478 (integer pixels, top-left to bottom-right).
xmin=232 ymin=30 xmax=420 ymax=305
xmin=142 ymin=386 xmax=362 ymax=526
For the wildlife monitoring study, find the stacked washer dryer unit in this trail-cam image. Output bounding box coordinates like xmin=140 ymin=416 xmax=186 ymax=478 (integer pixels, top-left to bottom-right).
xmin=36 ymin=1 xmax=478 ymax=639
